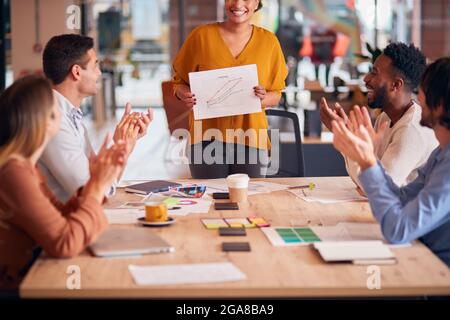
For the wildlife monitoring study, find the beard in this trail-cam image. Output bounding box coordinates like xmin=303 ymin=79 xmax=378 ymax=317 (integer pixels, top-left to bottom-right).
xmin=367 ymin=85 xmax=388 ymax=109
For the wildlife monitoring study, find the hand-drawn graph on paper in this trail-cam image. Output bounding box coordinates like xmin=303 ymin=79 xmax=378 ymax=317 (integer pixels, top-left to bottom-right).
xmin=207 ymin=77 xmax=243 ymax=108
xmin=189 ymin=64 xmax=261 ymax=120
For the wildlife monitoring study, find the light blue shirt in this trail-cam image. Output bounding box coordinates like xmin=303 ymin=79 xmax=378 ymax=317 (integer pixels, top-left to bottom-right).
xmin=38 ymin=90 xmax=115 ymax=202
xmin=359 ymin=142 xmax=450 ymax=267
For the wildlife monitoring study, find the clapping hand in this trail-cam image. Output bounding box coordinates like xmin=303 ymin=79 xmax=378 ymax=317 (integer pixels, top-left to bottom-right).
xmin=319 ymin=97 xmax=349 ymax=131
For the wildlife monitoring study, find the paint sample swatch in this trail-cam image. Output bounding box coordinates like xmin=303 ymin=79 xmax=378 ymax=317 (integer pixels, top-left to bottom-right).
xmin=262 ymin=227 xmax=322 ymax=247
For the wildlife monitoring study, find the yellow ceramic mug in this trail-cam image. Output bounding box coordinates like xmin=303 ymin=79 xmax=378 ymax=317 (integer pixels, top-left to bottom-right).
xmin=145 ymin=201 xmax=168 ymax=222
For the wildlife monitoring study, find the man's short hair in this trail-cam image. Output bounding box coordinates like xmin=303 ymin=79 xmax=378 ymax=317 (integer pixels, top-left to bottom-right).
xmin=383 ymin=42 xmax=426 ymax=92
xmin=43 ymin=34 xmax=94 ymax=85
xmin=420 ymin=57 xmax=450 ymax=129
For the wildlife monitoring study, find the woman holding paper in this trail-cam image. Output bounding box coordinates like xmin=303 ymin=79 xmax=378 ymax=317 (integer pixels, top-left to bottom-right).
xmin=0 ymin=76 xmax=126 ymax=290
xmin=173 ymin=0 xmax=288 ymax=178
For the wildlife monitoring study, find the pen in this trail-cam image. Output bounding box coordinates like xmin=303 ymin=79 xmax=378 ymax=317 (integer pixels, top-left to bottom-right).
xmin=287 ymin=183 xmax=316 ymax=190
xmin=141 ymin=192 xmax=153 ymax=203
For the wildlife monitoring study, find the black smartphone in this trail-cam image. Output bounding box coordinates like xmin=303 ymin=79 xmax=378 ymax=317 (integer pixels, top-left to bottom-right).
xmin=212 ymin=192 xmax=230 ymax=200
xmin=219 ymin=227 xmax=246 ymax=236
xmin=214 ymin=202 xmax=239 ymax=210
xmin=222 ymin=242 xmax=251 ymax=252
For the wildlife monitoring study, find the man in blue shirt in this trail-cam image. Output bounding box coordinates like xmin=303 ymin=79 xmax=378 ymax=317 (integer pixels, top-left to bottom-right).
xmin=331 ymin=57 xmax=450 ymax=267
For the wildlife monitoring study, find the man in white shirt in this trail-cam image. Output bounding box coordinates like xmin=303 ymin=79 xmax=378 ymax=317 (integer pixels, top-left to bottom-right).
xmin=320 ymin=42 xmax=437 ymax=189
xmin=39 ymin=34 xmax=153 ymax=201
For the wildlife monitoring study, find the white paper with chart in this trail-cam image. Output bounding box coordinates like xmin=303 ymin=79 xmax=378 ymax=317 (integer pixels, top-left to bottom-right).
xmin=189 ymin=64 xmax=262 ymax=120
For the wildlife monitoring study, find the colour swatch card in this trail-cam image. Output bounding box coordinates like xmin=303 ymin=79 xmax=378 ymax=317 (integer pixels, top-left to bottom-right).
xmin=262 ymin=227 xmax=322 ymax=247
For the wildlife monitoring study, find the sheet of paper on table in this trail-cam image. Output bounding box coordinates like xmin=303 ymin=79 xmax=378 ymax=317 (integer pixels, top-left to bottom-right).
xmin=104 ymin=209 xmax=144 ymax=224
xmin=168 ymin=197 xmax=212 ymax=216
xmin=141 ymin=193 xmax=212 ymax=216
xmin=199 ymin=179 xmax=289 ymax=196
xmin=128 ymin=262 xmax=246 ymax=286
xmin=310 ymin=222 xmax=411 ymax=248
xmin=288 ymin=184 xmax=367 ymax=204
xmin=189 ymin=64 xmax=261 ymax=120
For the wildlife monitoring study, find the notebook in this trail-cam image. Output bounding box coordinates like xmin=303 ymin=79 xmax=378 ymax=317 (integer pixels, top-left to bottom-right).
xmin=313 ymin=241 xmax=395 ymax=264
xmin=124 ymin=180 xmax=182 ymax=195
xmin=90 ymin=228 xmax=174 ymax=257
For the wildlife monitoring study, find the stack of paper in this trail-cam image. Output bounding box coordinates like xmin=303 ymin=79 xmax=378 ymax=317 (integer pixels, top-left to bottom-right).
xmin=128 ymin=262 xmax=246 ymax=286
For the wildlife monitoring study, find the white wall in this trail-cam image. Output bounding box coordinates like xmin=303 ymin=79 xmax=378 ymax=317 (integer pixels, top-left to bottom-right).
xmin=10 ymin=0 xmax=79 ymax=78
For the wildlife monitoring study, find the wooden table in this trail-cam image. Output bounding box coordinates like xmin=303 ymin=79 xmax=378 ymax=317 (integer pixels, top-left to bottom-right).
xmin=20 ymin=177 xmax=450 ymax=298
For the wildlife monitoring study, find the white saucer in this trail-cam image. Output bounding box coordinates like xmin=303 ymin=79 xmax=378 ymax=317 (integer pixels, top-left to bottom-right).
xmin=137 ymin=216 xmax=175 ymax=227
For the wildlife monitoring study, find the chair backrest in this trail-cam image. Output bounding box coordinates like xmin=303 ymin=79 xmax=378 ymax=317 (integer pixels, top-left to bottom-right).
xmin=265 ymin=108 xmax=305 ymax=177
xmin=161 ymin=81 xmax=190 ymax=135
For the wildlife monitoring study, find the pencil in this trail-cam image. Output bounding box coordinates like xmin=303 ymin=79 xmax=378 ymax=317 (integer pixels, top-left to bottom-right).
xmin=287 ymin=183 xmax=316 ymax=190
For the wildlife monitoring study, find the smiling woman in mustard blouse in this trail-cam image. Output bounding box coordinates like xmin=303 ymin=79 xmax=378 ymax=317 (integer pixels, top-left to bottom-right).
xmin=173 ymin=0 xmax=288 ymax=178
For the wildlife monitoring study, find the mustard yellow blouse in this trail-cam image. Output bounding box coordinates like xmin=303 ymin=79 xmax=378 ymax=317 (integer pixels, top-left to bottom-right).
xmin=172 ymin=23 xmax=288 ymax=150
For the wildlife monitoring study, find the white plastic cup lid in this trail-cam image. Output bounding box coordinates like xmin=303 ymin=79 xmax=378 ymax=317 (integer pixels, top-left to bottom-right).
xmin=226 ymin=174 xmax=250 ymax=189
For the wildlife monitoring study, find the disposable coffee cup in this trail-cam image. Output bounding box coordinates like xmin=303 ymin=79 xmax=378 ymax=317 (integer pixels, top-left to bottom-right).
xmin=226 ymin=174 xmax=250 ymax=203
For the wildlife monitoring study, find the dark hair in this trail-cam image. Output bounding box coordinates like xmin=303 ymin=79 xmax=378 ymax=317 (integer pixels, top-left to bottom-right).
xmin=420 ymin=57 xmax=450 ymax=130
xmin=256 ymin=1 xmax=263 ymax=12
xmin=43 ymin=34 xmax=94 ymax=85
xmin=383 ymin=42 xmax=426 ymax=92
xmin=0 ymin=76 xmax=54 ymax=166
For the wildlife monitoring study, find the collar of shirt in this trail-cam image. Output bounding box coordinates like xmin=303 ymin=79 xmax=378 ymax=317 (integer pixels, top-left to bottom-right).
xmin=53 ymin=89 xmax=84 ymax=131
xmin=380 ymin=101 xmax=419 ymax=130
xmin=70 ymin=108 xmax=84 ymax=131
xmin=436 ymin=141 xmax=450 ymax=162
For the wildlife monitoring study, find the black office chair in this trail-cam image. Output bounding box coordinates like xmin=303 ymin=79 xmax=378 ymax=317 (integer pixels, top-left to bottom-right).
xmin=265 ymin=108 xmax=305 ymax=177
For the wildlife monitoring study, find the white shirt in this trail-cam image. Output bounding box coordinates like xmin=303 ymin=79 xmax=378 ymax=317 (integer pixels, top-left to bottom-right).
xmin=38 ymin=90 xmax=115 ymax=202
xmin=345 ymin=102 xmax=438 ymax=188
